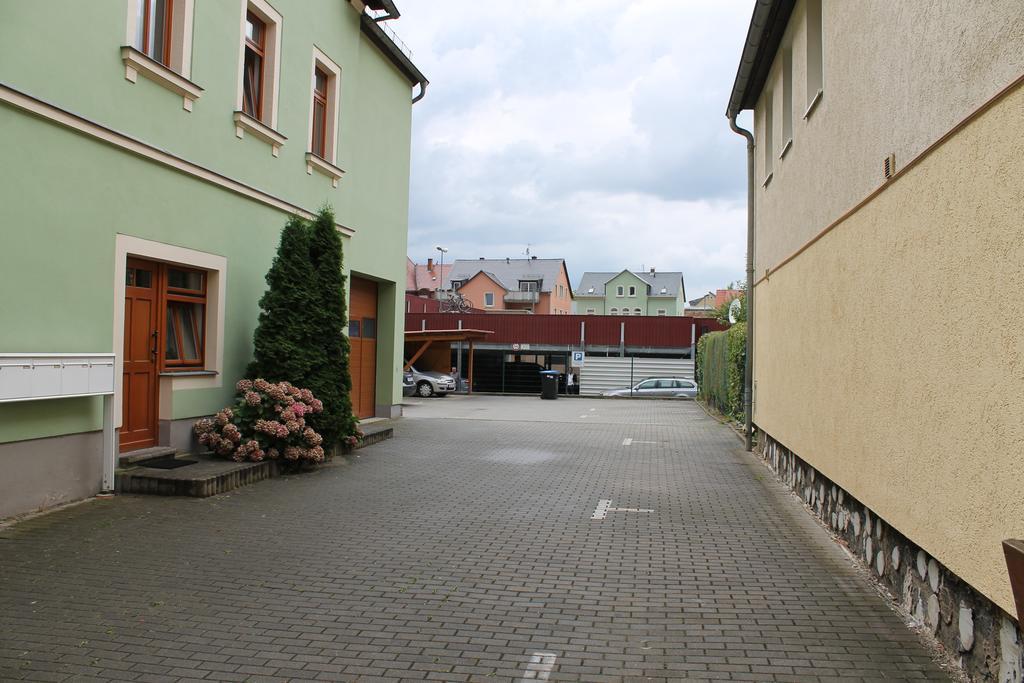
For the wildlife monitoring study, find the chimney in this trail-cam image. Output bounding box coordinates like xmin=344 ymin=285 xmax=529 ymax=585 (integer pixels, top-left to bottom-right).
xmin=650 ymin=267 xmax=655 ymax=274
xmin=427 ymin=258 xmax=434 ymax=272
xmin=531 ymin=255 xmax=537 ymax=260
xmin=505 ymin=257 xmax=510 ymax=264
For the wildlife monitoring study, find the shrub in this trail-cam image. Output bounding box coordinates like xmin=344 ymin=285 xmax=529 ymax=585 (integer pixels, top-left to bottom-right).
xmin=247 ymin=207 xmax=357 ymax=450
xmin=194 ymin=379 xmax=327 ymax=466
xmin=696 ymin=322 xmax=746 ymax=421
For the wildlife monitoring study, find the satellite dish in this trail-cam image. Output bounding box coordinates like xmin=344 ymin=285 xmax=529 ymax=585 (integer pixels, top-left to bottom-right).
xmin=728 ymin=298 xmax=742 ymax=324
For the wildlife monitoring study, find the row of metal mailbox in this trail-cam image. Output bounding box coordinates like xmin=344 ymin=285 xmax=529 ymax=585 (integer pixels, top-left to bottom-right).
xmin=0 ymin=355 xmax=116 ymax=402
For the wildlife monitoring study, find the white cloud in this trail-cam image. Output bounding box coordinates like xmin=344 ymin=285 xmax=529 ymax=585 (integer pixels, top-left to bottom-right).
xmin=395 ymin=0 xmax=755 ymax=297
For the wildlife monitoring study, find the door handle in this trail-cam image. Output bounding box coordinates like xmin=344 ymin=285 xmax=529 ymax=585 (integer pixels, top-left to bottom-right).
xmin=151 ymin=330 xmax=158 ymax=361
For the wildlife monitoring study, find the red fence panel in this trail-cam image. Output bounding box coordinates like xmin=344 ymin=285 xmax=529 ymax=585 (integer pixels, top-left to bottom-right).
xmin=404 ymin=312 xmax=727 ymax=349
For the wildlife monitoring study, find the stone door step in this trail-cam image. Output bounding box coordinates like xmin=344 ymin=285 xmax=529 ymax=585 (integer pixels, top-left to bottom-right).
xmin=115 ymin=426 xmax=394 ymax=498
xmin=118 ymin=446 xmax=178 ymax=469
xmin=116 ymin=454 xmax=276 ymax=498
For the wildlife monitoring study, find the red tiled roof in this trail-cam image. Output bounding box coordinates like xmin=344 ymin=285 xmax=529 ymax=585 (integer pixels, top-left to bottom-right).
xmin=714 ymin=289 xmax=743 ymax=307
xmin=406 ymin=259 xmax=452 ymax=293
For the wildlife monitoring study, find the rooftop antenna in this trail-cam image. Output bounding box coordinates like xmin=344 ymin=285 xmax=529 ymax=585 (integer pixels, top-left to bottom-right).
xmin=524 ymin=244 xmax=531 ymax=257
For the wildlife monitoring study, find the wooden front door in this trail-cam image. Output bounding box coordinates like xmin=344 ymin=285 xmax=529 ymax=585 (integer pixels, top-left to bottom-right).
xmin=121 ymin=258 xmax=160 ymax=451
xmin=349 ymin=277 xmax=378 ymax=420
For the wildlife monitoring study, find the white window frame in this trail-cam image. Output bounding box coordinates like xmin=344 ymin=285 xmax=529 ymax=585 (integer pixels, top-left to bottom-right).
xmin=122 ymin=0 xmax=201 ymax=111
xmin=616 ymin=285 xmax=624 ymax=297
xmin=657 ymin=309 xmax=667 ymax=316
xmin=610 ymin=307 xmax=618 ymax=314
xmin=234 ymin=0 xmax=285 ymax=155
xmin=762 ymin=88 xmax=774 ymax=186
xmin=633 ymin=308 xmax=642 ymax=315
xmin=780 ymin=47 xmax=793 ymax=158
xmin=805 ymin=0 xmax=824 ymax=118
xmin=628 ymin=285 xmax=636 ymax=297
xmin=586 ymin=308 xmax=595 ymax=315
xmin=484 ymin=292 xmax=494 ymax=307
xmin=305 ymin=47 xmax=345 ymax=187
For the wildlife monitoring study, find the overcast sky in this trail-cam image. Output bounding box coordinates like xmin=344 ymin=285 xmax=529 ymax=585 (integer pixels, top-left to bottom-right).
xmin=395 ymin=0 xmax=754 ymax=300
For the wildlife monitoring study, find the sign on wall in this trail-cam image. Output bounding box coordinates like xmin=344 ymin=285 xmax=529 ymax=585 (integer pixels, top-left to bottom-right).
xmin=571 ymin=351 xmax=586 ymax=367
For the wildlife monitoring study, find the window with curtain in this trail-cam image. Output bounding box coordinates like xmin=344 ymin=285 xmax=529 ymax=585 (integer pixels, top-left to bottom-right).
xmin=311 ymin=67 xmax=329 ymax=158
xmin=243 ymin=12 xmax=266 ymax=120
xmin=164 ymin=267 xmax=206 ymax=368
xmin=135 ymin=0 xmax=173 ymax=66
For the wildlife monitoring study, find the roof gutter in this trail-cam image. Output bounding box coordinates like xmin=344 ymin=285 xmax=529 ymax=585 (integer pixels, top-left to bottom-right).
xmin=726 ymin=0 xmax=795 ymax=119
xmin=358 ymin=13 xmax=429 ymax=104
xmin=368 ymin=0 xmax=400 ymax=21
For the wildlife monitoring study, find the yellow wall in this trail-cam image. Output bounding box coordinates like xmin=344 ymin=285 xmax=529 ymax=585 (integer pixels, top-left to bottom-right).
xmin=754 ymin=0 xmax=1024 ymax=274
xmin=753 ymin=81 xmax=1024 ymax=613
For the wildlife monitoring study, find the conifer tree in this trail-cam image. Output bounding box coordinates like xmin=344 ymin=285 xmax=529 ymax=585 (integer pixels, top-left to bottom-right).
xmin=248 ymin=216 xmax=321 ymax=384
xmin=306 ymin=206 xmax=356 ymax=448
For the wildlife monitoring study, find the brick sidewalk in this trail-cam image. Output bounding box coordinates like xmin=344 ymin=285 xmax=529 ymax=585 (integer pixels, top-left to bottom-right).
xmin=0 ymin=397 xmax=950 ymax=682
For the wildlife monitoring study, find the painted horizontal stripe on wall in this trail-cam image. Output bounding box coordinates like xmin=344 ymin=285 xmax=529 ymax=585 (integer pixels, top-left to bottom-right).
xmin=0 ymin=81 xmax=355 ymax=236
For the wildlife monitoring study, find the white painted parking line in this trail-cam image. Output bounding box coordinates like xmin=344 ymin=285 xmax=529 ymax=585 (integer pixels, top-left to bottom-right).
xmin=520 ymin=652 xmax=557 ymax=681
xmin=591 ymin=499 xmax=654 ymax=520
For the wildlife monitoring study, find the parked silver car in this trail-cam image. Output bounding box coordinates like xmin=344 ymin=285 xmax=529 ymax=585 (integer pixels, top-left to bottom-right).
xmin=408 ymin=366 xmax=457 ymax=397
xmin=402 ymin=371 xmax=416 ymax=397
xmin=602 ymin=377 xmax=698 ymax=398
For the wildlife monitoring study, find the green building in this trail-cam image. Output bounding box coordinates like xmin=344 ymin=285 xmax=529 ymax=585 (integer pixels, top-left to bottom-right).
xmin=0 ymin=0 xmax=426 ymax=518
xmin=573 ymin=269 xmax=687 ymax=316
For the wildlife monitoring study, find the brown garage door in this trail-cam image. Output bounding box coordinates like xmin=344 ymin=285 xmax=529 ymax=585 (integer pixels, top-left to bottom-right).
xmin=349 ymin=277 xmax=377 ymax=420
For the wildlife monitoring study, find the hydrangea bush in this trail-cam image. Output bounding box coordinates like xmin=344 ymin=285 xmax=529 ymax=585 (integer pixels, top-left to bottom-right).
xmin=194 ymin=379 xmax=327 ymax=465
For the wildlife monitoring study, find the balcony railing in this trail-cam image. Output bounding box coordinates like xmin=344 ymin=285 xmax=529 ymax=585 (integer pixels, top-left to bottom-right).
xmin=366 ymin=10 xmax=414 ymax=59
xmin=504 ymin=291 xmax=540 ymax=303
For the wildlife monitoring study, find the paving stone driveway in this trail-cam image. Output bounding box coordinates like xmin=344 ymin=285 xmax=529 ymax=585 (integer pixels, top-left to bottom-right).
xmin=0 ymin=396 xmax=950 ymax=682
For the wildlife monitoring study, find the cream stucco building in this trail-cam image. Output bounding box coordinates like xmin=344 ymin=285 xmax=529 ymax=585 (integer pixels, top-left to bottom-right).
xmin=727 ymin=0 xmax=1024 ymax=677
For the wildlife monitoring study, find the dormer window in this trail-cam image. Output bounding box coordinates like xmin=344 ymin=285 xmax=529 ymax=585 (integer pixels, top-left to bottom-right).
xmin=519 ymin=280 xmax=539 ymax=292
xmin=451 ymin=281 xmax=462 ymax=290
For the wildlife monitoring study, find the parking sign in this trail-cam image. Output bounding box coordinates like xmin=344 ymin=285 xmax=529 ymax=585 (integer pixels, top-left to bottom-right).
xmin=572 ymin=351 xmax=585 ymax=366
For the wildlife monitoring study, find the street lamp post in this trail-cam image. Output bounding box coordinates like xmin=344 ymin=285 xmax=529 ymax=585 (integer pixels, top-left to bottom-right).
xmin=435 ymin=245 xmax=448 ymax=299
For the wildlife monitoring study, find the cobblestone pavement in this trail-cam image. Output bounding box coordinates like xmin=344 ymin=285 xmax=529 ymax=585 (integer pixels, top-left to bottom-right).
xmin=0 ymin=396 xmax=950 ymax=682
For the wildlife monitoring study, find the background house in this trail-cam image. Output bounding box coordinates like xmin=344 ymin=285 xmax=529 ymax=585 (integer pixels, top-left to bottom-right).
xmin=573 ymin=269 xmax=686 ymax=316
xmin=728 ymin=0 xmax=1024 ymax=674
xmin=685 ymin=288 xmax=743 ymax=317
xmin=406 ymin=257 xmax=451 ymax=297
xmin=446 ymin=258 xmax=573 ymax=314
xmin=0 ymin=0 xmax=425 ymax=518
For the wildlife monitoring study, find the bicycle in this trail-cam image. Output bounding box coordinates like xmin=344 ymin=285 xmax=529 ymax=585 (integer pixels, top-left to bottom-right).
xmin=440 ymin=291 xmax=474 ymax=313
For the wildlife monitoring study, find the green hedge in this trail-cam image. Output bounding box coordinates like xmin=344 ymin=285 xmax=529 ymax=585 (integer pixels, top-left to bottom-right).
xmin=696 ymin=322 xmax=746 ymax=420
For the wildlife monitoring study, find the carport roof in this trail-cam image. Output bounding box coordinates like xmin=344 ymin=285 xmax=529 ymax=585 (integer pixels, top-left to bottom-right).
xmin=405 ymin=329 xmax=493 ymax=343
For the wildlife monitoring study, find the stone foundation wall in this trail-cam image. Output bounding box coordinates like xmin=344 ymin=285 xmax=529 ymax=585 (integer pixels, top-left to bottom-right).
xmin=758 ymin=432 xmax=1023 ymax=682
